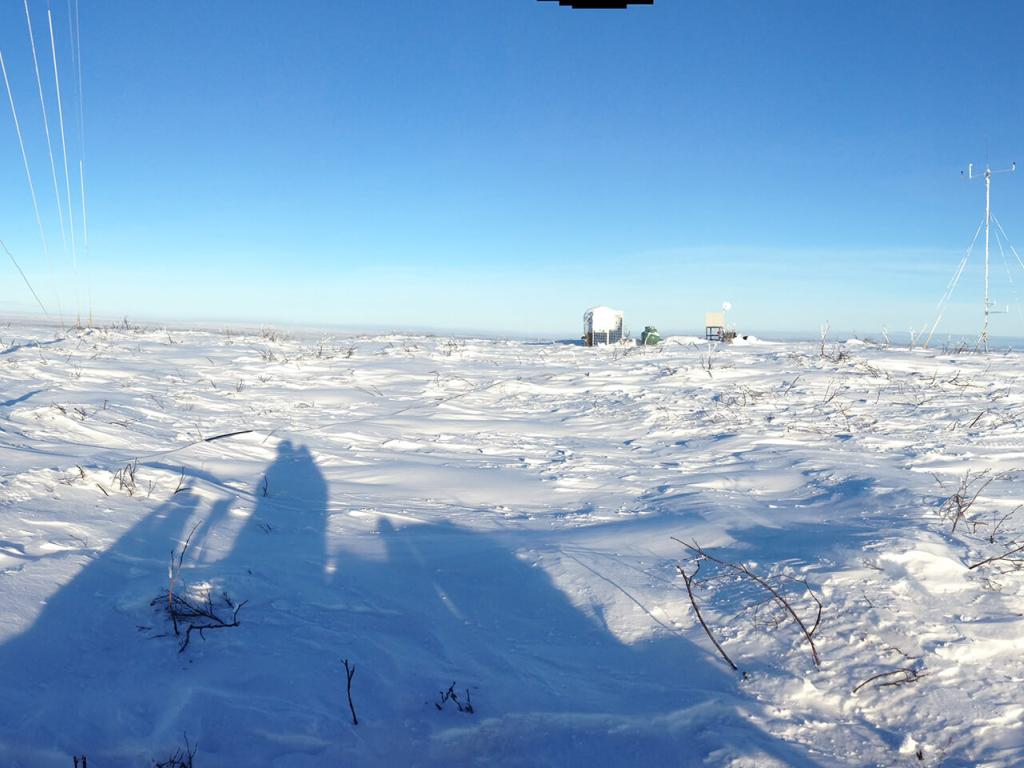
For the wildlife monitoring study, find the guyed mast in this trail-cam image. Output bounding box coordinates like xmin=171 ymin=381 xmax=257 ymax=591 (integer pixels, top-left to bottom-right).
xmin=970 ymin=160 xmax=1015 ymax=350
xmin=925 ymin=159 xmax=1021 ymax=351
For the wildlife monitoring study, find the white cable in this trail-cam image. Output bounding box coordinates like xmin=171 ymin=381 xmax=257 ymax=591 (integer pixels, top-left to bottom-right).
xmin=991 ymin=215 xmax=1024 ymax=327
xmin=24 ymin=0 xmax=66 ymax=253
xmin=24 ymin=0 xmax=65 ymax=326
xmin=48 ymin=8 xmax=79 ymax=321
xmin=72 ymin=0 xmax=86 ymax=252
xmin=0 ymin=239 xmax=48 ymax=314
xmin=991 ymin=225 xmax=1017 ymax=323
xmin=0 ymin=45 xmax=51 ymax=316
xmin=72 ymin=0 xmax=91 ymax=323
xmin=938 ymin=219 xmax=982 ymax=309
xmin=924 ymin=223 xmax=980 ymax=348
xmin=992 ymin=215 xmax=1024 ymax=275
xmin=924 ymin=255 xmax=969 ymax=349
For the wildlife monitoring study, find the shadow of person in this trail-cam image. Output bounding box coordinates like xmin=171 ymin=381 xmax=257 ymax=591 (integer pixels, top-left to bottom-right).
xmin=0 ymin=441 xmax=333 ymax=767
xmin=329 ymin=517 xmax=824 ymax=767
xmin=169 ymin=439 xmax=338 ymax=761
xmin=0 ymin=493 xmax=200 ymax=766
xmin=225 ymin=439 xmax=329 ymax=586
xmin=0 ymin=442 xmax=822 ymax=767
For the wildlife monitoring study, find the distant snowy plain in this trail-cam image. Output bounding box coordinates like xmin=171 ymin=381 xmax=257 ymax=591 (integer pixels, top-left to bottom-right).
xmin=0 ymin=323 xmax=1022 ymax=766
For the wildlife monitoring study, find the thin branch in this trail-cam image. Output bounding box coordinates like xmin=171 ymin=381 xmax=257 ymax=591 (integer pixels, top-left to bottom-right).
xmin=672 ymin=537 xmax=821 ymax=667
xmin=174 ymin=597 xmax=246 ymax=653
xmin=173 ymin=466 xmax=188 ymax=495
xmin=203 ymin=429 xmax=253 ymax=443
xmin=676 ymin=561 xmax=739 ymax=672
xmin=853 ymin=667 xmax=926 ymax=694
xmin=798 ymin=578 xmax=823 ymax=637
xmin=177 ymin=520 xmax=202 ymax=572
xmin=343 ymin=658 xmax=358 ymax=725
xmin=968 ymin=541 xmax=1024 ymax=570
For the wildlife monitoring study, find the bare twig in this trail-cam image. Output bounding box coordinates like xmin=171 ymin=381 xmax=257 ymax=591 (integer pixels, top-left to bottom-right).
xmin=853 ymin=667 xmax=926 ymax=694
xmin=989 ymin=504 xmax=1023 ymax=544
xmin=343 ymin=658 xmax=358 ymax=725
xmin=676 ymin=560 xmax=739 ymax=672
xmin=204 ymin=429 xmax=253 ymax=443
xmin=173 ymin=467 xmax=188 ymax=495
xmin=177 ymin=520 xmax=202 ymax=572
xmin=780 ymin=375 xmax=802 ymax=395
xmin=435 ymin=681 xmax=475 ymax=713
xmin=153 ymin=733 xmax=197 ymax=768
xmin=938 ymin=470 xmax=996 ymax=534
xmin=672 ymin=537 xmax=822 ymax=667
xmin=175 ymin=596 xmax=247 ymax=653
xmin=968 ymin=541 xmax=1024 ymax=570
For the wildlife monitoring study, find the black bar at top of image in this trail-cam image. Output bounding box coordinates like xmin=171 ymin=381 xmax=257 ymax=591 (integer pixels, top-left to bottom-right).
xmin=538 ymin=0 xmax=654 ymax=9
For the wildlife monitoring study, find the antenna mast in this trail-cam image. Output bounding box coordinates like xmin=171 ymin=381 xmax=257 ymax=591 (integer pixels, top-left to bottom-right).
xmin=966 ymin=160 xmax=1015 ymax=350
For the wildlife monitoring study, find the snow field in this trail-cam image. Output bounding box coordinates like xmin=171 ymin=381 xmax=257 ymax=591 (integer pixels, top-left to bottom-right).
xmin=0 ymin=324 xmax=1023 ymax=765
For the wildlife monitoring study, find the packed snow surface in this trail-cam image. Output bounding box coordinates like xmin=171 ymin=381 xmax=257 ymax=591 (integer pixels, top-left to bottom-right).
xmin=1 ymin=324 xmax=1023 ymax=766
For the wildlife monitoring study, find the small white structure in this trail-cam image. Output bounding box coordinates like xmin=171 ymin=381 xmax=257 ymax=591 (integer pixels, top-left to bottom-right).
xmin=705 ymin=301 xmax=736 ymax=342
xmin=583 ymin=306 xmax=624 ymax=346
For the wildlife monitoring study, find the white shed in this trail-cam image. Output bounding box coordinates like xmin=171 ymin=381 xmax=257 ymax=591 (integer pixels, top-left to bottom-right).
xmin=583 ymin=306 xmax=624 ymax=346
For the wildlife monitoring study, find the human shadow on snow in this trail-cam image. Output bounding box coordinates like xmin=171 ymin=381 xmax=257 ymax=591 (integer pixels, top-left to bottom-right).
xmin=0 ymin=440 xmax=822 ymax=767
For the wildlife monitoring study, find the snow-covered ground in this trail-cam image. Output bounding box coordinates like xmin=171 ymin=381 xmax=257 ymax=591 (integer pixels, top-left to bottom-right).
xmin=1 ymin=322 xmax=1022 ymax=766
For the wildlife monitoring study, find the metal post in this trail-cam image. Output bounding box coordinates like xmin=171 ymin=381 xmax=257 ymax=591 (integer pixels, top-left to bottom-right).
xmin=983 ymin=166 xmax=991 ymax=351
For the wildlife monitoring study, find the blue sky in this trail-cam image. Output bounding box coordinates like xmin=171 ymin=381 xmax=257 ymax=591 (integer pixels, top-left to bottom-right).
xmin=2 ymin=1 xmax=1024 ymax=338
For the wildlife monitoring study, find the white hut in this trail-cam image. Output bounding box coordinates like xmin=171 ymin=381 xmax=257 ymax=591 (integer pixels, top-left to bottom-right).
xmin=705 ymin=305 xmax=737 ymax=342
xmin=583 ymin=306 xmax=624 ymax=346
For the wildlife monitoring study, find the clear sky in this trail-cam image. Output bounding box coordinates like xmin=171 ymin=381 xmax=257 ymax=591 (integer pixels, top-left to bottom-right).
xmin=2 ymin=1 xmax=1024 ymax=339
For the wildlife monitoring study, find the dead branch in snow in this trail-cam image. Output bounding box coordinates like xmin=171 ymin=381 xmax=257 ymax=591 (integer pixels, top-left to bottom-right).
xmin=343 ymin=658 xmax=359 ymax=725
xmin=691 ymin=342 xmax=715 ymax=378
xmin=153 ymin=519 xmax=246 ymax=652
xmin=153 ymin=587 xmax=246 ymax=654
xmin=673 ymin=537 xmax=822 ymax=667
xmin=676 ymin=560 xmax=739 ymax=672
xmin=153 ymin=733 xmax=197 ymax=768
xmin=988 ymin=504 xmax=1023 ymax=544
xmin=817 ymin=323 xmax=850 ymax=363
xmin=822 ymin=379 xmax=844 ymax=404
xmin=968 ymin=541 xmax=1024 ymax=570
xmin=780 ymin=375 xmax=802 ymax=395
xmin=112 ymin=460 xmax=138 ymax=496
xmin=435 ymin=681 xmax=475 ymax=714
xmin=173 ymin=466 xmax=189 ymax=495
xmin=176 ymin=520 xmax=201 ymax=573
xmin=203 ymin=429 xmax=253 ymax=443
xmin=852 ymin=667 xmax=927 ymax=694
xmin=937 ymin=469 xmax=995 ymax=534
xmin=854 ymin=360 xmax=885 ymax=378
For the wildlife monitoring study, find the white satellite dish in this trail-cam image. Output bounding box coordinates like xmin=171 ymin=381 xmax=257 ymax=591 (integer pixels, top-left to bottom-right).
xmin=722 ymin=301 xmax=733 ymax=312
